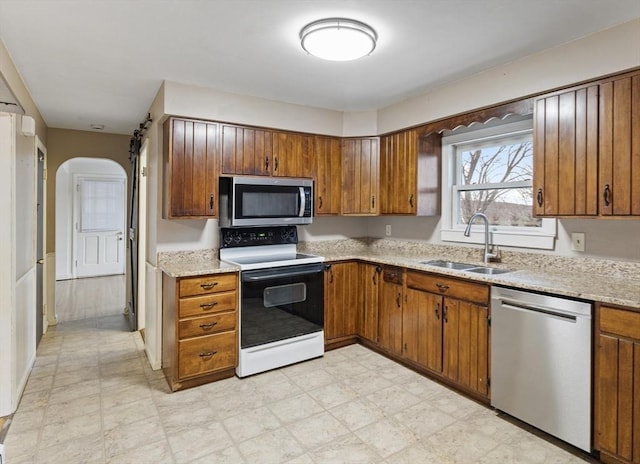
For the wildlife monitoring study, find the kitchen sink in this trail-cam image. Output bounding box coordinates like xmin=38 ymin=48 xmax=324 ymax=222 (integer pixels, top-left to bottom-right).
xmin=420 ymin=260 xmax=477 ymax=270
xmin=465 ymin=266 xmax=512 ymax=275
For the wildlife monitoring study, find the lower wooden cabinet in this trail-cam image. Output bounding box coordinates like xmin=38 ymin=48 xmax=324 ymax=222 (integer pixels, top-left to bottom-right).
xmin=403 ymin=287 xmax=442 ymax=373
xmin=358 ymin=263 xmax=381 ymax=343
xmin=324 ymin=261 xmax=359 ymax=346
xmin=162 ymin=272 xmax=238 ymax=391
xmin=378 ymin=266 xmax=404 ymax=356
xmin=595 ymin=304 xmax=640 ymax=464
xmin=404 ymin=270 xmax=490 ymax=399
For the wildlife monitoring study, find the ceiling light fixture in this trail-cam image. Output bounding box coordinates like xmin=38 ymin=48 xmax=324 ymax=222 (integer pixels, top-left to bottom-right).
xmin=300 ymin=18 xmax=377 ymax=62
xmin=90 ymin=123 xmax=105 ymax=130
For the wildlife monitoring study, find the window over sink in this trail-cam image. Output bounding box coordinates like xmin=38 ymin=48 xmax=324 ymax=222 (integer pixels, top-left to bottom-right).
xmin=441 ymin=118 xmax=556 ymax=250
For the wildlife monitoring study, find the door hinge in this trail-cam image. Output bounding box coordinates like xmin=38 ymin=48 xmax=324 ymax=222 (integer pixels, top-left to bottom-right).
xmin=141 ymin=166 xmax=147 ymax=177
xmin=43 ymin=168 xmax=47 ymax=180
xmin=75 ymin=260 xmax=78 ymax=267
xmin=487 ymin=315 xmax=491 ymax=326
xmin=486 ymin=377 xmax=491 ymax=389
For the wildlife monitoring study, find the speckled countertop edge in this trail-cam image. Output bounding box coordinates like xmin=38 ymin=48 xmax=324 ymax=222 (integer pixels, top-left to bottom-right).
xmin=158 ymin=249 xmax=239 ymax=277
xmin=157 ymin=240 xmax=640 ymax=310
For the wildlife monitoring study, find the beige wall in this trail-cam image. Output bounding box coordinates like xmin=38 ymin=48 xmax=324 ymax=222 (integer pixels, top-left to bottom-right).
xmin=0 ymin=38 xmax=47 ymax=143
xmin=378 ymin=18 xmax=640 ymax=133
xmin=46 ymin=128 xmax=131 ymax=252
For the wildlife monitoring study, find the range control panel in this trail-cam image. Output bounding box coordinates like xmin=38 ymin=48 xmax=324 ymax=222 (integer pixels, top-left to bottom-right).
xmin=220 ymin=226 xmax=298 ymax=248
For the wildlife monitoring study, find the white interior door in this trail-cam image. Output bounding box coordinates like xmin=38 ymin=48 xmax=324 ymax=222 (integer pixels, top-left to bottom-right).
xmin=74 ymin=176 xmax=126 ymax=278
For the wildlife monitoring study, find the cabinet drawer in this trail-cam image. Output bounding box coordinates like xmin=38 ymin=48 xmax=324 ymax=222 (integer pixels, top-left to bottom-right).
xmin=406 ymin=271 xmax=489 ymax=305
xmin=179 ymin=273 xmax=237 ymax=297
xmin=600 ymin=306 xmax=640 ymax=340
xmin=179 ymin=291 xmax=236 ymax=318
xmin=178 ymin=331 xmax=237 ymax=379
xmin=179 ymin=312 xmax=236 ymax=339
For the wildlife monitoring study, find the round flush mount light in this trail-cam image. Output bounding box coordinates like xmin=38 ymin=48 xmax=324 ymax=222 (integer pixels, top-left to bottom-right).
xmin=300 ymin=18 xmax=377 ymax=61
xmin=90 ymin=124 xmax=105 ymax=130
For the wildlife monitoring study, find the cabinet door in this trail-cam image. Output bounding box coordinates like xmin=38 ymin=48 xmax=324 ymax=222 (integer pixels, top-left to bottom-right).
xmin=595 ymin=306 xmax=640 ymax=462
xmin=314 ymin=136 xmax=342 ymax=215
xmin=221 ymin=124 xmax=272 ymax=176
xmin=380 ymin=130 xmax=417 ymax=214
xmin=599 ymin=72 xmax=640 ymax=216
xmin=378 ymin=268 xmax=403 ymax=355
xmin=358 ymin=263 xmax=381 ymax=342
xmin=403 ymin=288 xmax=442 ymax=373
xmin=341 ymin=137 xmax=380 ymax=215
xmin=165 ymin=118 xmax=219 ymax=218
xmin=533 ymin=85 xmax=599 ymax=216
xmin=324 ymin=262 xmax=359 ymax=342
xmin=272 ymin=132 xmax=314 ymax=178
xmin=442 ymin=299 xmax=489 ymax=397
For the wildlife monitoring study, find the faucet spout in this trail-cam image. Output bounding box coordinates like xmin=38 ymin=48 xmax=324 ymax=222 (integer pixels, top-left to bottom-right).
xmin=464 ymin=212 xmax=497 ymax=264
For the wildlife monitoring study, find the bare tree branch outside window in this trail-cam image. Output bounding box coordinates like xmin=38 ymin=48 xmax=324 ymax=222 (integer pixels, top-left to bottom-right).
xmin=457 ymin=141 xmax=541 ymax=227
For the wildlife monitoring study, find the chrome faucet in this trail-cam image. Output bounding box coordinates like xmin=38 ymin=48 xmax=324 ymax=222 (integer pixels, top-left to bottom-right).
xmin=464 ymin=212 xmax=497 ymax=264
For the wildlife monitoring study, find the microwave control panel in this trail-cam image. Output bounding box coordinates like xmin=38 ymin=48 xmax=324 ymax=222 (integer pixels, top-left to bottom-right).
xmin=221 ymin=226 xmax=298 ymax=248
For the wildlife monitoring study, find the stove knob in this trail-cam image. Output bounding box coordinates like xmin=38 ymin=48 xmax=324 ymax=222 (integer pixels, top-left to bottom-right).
xmin=234 ymin=233 xmax=242 ymax=244
xmin=223 ymin=232 xmax=233 ymax=245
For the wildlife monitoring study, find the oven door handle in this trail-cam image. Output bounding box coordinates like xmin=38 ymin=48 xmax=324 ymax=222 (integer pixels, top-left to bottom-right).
xmin=242 ymin=267 xmax=323 ymax=282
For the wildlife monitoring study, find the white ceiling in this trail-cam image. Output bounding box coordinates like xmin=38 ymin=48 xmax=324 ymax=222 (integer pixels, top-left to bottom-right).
xmin=0 ymin=0 xmax=639 ymax=135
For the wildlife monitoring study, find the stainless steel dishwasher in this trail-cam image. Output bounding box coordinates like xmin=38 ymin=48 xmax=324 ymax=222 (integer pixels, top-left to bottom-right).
xmin=491 ymin=286 xmax=592 ymax=452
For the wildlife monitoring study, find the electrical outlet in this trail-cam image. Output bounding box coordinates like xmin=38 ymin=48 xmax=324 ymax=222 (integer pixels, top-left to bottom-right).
xmin=571 ymin=232 xmax=585 ymax=252
xmin=385 ymin=224 xmax=391 ymax=236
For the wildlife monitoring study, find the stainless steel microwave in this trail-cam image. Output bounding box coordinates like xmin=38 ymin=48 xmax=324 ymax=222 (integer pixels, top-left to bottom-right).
xmin=219 ymin=176 xmax=313 ymax=227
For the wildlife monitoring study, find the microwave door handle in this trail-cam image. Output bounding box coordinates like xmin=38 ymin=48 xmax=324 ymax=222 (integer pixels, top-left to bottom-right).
xmin=298 ymin=186 xmax=305 ymax=217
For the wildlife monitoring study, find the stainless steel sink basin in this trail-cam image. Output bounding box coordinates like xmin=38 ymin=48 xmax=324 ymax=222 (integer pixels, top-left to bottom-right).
xmin=420 ymin=260 xmax=477 ymax=270
xmin=465 ymin=266 xmax=512 ymax=275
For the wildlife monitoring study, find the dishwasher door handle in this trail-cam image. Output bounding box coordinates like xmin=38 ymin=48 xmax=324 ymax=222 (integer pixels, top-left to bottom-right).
xmin=499 ymin=300 xmax=577 ymax=322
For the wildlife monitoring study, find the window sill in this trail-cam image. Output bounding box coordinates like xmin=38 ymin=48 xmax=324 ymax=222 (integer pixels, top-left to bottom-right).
xmin=440 ymin=229 xmax=556 ymax=250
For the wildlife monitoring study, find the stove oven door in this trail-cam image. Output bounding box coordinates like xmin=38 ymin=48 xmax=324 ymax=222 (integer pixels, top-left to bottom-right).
xmin=240 ymin=263 xmax=324 ymax=349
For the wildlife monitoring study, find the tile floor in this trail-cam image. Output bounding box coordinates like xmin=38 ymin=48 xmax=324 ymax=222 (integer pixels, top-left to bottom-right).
xmin=55 ymin=275 xmax=126 ymax=322
xmin=4 ymin=310 xmax=592 ymax=464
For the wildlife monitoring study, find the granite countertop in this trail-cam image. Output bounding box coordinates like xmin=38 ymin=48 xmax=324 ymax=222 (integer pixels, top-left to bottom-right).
xmin=157 ymin=240 xmax=640 ymax=310
xmin=158 ymin=249 xmax=239 ymax=277
xmin=314 ymin=249 xmax=640 ymax=310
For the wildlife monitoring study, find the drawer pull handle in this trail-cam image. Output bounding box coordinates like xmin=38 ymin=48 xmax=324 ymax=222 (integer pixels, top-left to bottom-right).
xmin=435 ymin=283 xmax=449 ymax=292
xmin=200 ymin=282 xmax=219 ymax=290
xmin=199 ymin=351 xmax=217 ymax=358
xmin=199 ymin=322 xmax=218 ymax=330
xmin=200 ymin=302 xmax=218 ymax=310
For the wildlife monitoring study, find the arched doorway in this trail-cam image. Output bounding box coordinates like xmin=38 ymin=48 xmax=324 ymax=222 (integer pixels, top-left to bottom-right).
xmin=54 ymin=157 xmax=127 ymax=323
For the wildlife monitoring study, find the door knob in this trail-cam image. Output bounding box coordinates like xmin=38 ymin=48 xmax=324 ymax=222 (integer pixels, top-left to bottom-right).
xmin=37 ymin=259 xmax=44 ymax=264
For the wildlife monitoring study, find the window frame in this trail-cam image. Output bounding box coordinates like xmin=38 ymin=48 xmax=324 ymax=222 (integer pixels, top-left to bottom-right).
xmin=440 ymin=119 xmax=556 ymax=250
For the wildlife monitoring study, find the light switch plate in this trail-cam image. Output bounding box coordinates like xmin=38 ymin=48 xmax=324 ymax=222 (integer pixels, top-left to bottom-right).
xmin=571 ymin=232 xmax=585 ymax=252
xmin=385 ymin=225 xmax=391 ymax=236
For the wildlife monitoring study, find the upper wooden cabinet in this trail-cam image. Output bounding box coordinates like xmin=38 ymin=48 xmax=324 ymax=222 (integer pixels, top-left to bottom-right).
xmin=534 ymin=69 xmax=640 ymax=217
xmin=599 ymin=72 xmax=640 ymax=216
xmin=380 ymin=130 xmax=441 ymax=216
xmin=220 ymin=124 xmax=272 ymax=176
xmin=272 ymin=132 xmax=314 ymax=178
xmin=313 ymin=136 xmax=342 ymax=215
xmin=164 ymin=117 xmax=220 ymax=219
xmin=341 ymin=137 xmax=380 ymax=215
